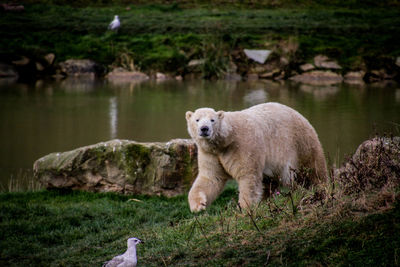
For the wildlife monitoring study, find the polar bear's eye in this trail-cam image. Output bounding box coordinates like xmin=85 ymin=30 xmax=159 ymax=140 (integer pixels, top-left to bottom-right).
xmin=211 ymin=119 xmax=215 ymax=122
xmin=196 ymin=119 xmax=199 ymax=122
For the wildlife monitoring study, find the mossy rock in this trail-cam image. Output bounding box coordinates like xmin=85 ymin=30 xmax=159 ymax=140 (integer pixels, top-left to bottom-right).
xmin=33 ymin=139 xmax=198 ymax=197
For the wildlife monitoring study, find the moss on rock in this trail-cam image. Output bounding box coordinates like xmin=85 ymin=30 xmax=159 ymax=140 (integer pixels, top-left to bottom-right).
xmin=33 ymin=139 xmax=198 ymax=197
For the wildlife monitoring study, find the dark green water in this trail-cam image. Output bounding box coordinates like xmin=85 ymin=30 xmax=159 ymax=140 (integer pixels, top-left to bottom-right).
xmin=1 ymin=78 xmax=399 ymax=189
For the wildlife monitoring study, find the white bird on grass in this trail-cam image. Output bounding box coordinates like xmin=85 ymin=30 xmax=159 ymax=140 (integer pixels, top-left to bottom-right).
xmin=103 ymin=237 xmax=142 ymax=267
xmin=108 ymin=15 xmax=121 ymax=31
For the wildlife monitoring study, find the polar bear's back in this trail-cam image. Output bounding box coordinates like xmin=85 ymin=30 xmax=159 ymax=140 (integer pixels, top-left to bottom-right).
xmin=228 ymin=102 xmax=317 ymax=139
xmin=225 ymin=102 xmax=327 ymax=184
xmin=245 ymin=102 xmax=310 ymax=125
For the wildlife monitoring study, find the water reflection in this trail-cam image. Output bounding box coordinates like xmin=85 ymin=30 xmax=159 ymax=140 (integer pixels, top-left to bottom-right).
xmin=109 ymin=97 xmax=118 ymax=139
xmin=299 ymin=85 xmax=340 ymax=101
xmin=0 ymin=76 xmax=18 ymax=86
xmin=0 ymin=78 xmax=399 ymax=188
xmin=59 ymin=77 xmax=98 ymax=93
xmin=243 ymin=89 xmax=269 ymax=106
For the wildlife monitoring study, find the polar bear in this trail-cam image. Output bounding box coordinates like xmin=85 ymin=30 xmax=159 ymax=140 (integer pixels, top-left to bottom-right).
xmin=186 ymin=102 xmax=327 ymax=212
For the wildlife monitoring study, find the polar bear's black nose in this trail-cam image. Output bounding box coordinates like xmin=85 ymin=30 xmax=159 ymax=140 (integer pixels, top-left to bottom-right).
xmin=200 ymin=126 xmax=209 ymax=132
xmin=200 ymin=126 xmax=209 ymax=135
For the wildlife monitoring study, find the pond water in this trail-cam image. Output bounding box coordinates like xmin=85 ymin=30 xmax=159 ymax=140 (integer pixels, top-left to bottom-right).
xmin=1 ymin=78 xmax=399 ymax=190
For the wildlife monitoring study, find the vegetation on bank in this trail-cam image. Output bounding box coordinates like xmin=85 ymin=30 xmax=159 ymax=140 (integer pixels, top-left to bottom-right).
xmin=1 ymin=3 xmax=400 ymax=78
xmin=1 ymin=136 xmax=400 ymax=266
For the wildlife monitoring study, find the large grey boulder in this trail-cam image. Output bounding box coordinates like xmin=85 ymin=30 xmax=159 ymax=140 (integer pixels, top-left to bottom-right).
xmin=33 ymin=139 xmax=198 ymax=197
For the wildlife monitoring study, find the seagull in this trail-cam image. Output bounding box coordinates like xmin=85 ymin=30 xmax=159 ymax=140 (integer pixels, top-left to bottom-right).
xmin=108 ymin=15 xmax=121 ymax=31
xmin=103 ymin=237 xmax=142 ymax=267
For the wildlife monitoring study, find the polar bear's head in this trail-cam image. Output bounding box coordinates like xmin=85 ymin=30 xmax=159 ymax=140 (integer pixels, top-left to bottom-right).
xmin=185 ymin=108 xmax=225 ymax=142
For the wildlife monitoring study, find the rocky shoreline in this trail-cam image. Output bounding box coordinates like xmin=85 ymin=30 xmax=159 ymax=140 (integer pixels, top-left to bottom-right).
xmin=1 ymin=48 xmax=399 ymax=85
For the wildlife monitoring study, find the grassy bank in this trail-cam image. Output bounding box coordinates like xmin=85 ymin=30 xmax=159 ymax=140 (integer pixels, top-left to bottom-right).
xmin=1 ymin=180 xmax=399 ymax=266
xmin=1 ymin=3 xmax=400 ymax=76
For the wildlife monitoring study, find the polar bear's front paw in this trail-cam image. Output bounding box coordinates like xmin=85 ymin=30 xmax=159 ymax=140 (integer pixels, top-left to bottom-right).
xmin=189 ymin=191 xmax=207 ymax=212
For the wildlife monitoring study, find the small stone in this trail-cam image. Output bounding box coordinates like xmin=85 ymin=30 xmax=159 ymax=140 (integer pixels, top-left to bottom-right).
xmin=259 ymin=72 xmax=274 ymax=79
xmin=396 ymin=57 xmax=400 ymax=67
xmin=259 ymin=69 xmax=280 ymax=79
xmin=300 ymin=63 xmax=315 ymax=72
xmin=52 ymin=73 xmax=65 ymax=80
xmin=252 ymin=65 xmax=269 ymax=73
xmin=188 ymin=59 xmax=205 ymax=67
xmin=1 ymin=3 xmax=24 ymax=11
xmin=12 ymin=56 xmax=30 ymax=66
xmin=314 ymin=55 xmax=329 ymax=67
xmin=227 ymin=61 xmax=238 ymax=73
xmin=367 ymin=69 xmax=395 ymax=81
xmin=314 ymin=55 xmax=341 ymax=70
xmin=35 ymin=62 xmax=45 ymax=71
xmin=44 ymin=53 xmax=55 ymax=65
xmin=344 ymin=71 xmax=365 ymax=80
xmin=156 ymin=72 xmax=168 ymax=80
xmin=344 ymin=71 xmax=365 ymax=84
xmin=320 ymin=61 xmax=342 ymax=70
xmin=274 ymin=72 xmax=285 ymax=80
xmin=279 ymin=57 xmax=289 ymax=66
xmin=35 ymin=80 xmax=44 ymax=89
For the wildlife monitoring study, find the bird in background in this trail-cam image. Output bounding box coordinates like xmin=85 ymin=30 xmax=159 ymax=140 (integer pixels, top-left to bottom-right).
xmin=103 ymin=237 xmax=142 ymax=267
xmin=108 ymin=15 xmax=121 ymax=31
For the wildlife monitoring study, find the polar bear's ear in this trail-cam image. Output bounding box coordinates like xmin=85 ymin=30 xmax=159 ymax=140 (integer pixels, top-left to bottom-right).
xmin=217 ymin=111 xmax=224 ymax=119
xmin=185 ymin=111 xmax=193 ymax=120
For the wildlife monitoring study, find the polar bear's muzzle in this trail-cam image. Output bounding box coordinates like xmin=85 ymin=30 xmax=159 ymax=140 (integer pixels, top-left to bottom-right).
xmin=199 ymin=126 xmax=210 ymax=137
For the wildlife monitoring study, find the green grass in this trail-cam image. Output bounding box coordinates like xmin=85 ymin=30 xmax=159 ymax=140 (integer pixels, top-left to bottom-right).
xmin=1 ymin=180 xmax=399 ymax=266
xmin=1 ymin=4 xmax=399 ymax=76
xmin=0 ymin=189 xmax=192 ymax=266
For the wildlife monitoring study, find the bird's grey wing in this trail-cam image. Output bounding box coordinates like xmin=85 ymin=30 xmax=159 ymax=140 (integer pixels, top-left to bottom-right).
xmin=103 ymin=255 xmax=124 ymax=267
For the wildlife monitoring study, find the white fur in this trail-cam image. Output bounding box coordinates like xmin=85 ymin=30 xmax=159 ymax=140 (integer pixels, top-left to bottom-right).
xmin=186 ymin=103 xmax=328 ymax=212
